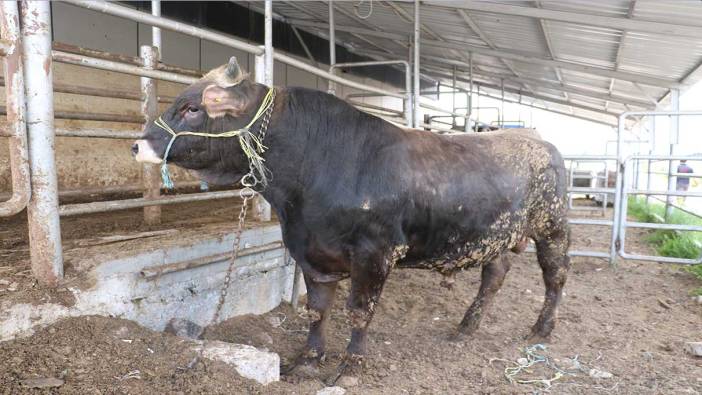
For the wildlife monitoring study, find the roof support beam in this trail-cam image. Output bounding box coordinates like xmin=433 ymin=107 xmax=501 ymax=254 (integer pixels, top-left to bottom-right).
xmin=476 ymin=89 xmax=617 ymax=126
xmin=420 ymin=37 xmax=680 ymax=88
xmin=288 ymin=19 xmax=406 ymax=41
xmin=534 ymin=1 xmax=568 ymax=101
xmin=455 ymin=9 xmax=536 ymax=95
xmin=282 ymin=17 xmax=680 ymax=89
xmin=425 ymin=69 xmax=620 ymax=116
xmin=425 ymin=1 xmax=702 ymax=38
xmin=607 ymin=0 xmax=637 ymax=111
xmin=423 ymin=58 xmax=652 ymax=108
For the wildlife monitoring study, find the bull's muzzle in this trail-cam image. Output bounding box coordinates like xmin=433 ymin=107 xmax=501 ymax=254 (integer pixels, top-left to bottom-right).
xmin=132 ymin=139 xmax=163 ymax=164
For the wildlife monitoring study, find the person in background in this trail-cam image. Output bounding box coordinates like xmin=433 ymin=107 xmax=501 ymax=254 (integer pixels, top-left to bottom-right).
xmin=676 ymin=160 xmax=694 ymax=204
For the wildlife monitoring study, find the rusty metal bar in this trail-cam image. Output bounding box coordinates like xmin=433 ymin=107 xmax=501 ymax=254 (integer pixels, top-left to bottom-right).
xmin=0 ymin=181 xmax=205 ymax=202
xmin=140 ymin=241 xmax=284 ymax=279
xmin=0 ymin=1 xmax=31 ymax=217
xmin=53 ymin=41 xmax=202 ymax=77
xmin=53 ymin=50 xmax=198 ymax=85
xmin=1 ymin=127 xmax=140 ymax=139
xmin=0 ymin=106 xmax=143 ymax=123
xmin=59 ymin=189 xmax=255 ymax=217
xmin=21 ymin=0 xmax=63 ymax=285
xmin=0 ymin=76 xmax=175 ymax=103
xmin=140 ymin=45 xmax=161 ymax=225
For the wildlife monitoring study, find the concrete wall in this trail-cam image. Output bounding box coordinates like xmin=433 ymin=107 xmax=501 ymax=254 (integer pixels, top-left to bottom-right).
xmin=0 ymin=2 xmax=405 ymax=193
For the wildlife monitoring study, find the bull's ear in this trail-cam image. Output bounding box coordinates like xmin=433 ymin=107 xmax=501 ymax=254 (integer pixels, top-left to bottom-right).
xmin=201 ymin=84 xmax=248 ymax=118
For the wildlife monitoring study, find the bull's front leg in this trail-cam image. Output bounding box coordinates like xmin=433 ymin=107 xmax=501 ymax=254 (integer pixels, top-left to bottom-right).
xmin=283 ymin=272 xmax=338 ymax=378
xmin=327 ymin=252 xmax=390 ymax=385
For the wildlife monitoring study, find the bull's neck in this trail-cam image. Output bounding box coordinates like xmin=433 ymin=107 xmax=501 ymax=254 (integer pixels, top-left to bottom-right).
xmin=257 ymin=87 xmax=395 ymax=214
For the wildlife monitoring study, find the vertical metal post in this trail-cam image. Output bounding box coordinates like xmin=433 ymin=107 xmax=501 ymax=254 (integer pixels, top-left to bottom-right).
xmin=610 ymin=113 xmax=626 ymax=266
xmin=327 ymin=0 xmax=336 ymax=95
xmin=467 ymin=52 xmax=473 ymax=132
xmin=404 ymin=61 xmax=412 ymax=127
xmin=665 ymin=89 xmax=680 ymax=219
xmin=452 ymin=67 xmax=457 ymax=128
xmin=412 ymin=0 xmax=420 ymax=128
xmin=21 ymin=0 xmax=63 ymax=285
xmin=151 ymin=0 xmax=161 ymax=59
xmin=500 ymin=78 xmax=505 ymax=127
xmin=0 ymin=0 xmax=31 ymax=217
xmin=252 ymin=1 xmax=273 ymax=222
xmin=140 ymin=45 xmax=161 ymax=225
xmin=646 ymin=116 xmax=655 ymax=205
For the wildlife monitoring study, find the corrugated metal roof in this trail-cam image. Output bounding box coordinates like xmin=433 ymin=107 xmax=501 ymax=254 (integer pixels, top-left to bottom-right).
xmin=253 ymin=0 xmax=702 ymax=125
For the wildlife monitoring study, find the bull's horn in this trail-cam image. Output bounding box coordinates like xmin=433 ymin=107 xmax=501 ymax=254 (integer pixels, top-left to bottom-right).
xmin=225 ymin=56 xmax=240 ymax=80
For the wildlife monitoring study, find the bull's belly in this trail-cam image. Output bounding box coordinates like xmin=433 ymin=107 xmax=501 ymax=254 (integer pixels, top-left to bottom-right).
xmin=396 ymin=215 xmax=528 ymax=273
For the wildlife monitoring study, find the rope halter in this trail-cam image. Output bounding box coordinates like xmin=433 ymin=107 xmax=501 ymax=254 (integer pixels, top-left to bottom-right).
xmin=154 ymin=87 xmax=276 ymax=190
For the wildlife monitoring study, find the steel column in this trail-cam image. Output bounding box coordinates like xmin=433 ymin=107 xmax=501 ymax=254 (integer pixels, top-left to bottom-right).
xmin=140 ymin=45 xmax=161 ymax=225
xmin=412 ymin=0 xmax=420 ymax=128
xmin=610 ymin=113 xmax=625 ymax=266
xmin=328 ymin=0 xmax=336 ymax=95
xmin=21 ymin=0 xmax=63 ymax=285
xmin=467 ymin=52 xmax=473 ymax=132
xmin=253 ymin=2 xmax=273 ymax=222
xmin=151 ymin=0 xmax=161 ymax=58
xmin=0 ymin=1 xmax=31 ymax=217
xmin=665 ymin=89 xmax=680 ymax=220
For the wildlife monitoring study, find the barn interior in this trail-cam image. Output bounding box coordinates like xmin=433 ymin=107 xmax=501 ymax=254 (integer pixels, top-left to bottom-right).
xmin=1 ymin=1 xmax=702 ymax=393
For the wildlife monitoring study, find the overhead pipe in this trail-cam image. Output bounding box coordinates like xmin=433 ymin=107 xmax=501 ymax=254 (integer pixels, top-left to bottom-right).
xmin=0 ymin=1 xmax=31 ymax=217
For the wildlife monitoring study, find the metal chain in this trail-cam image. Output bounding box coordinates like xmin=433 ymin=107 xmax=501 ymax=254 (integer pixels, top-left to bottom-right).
xmin=209 ymin=89 xmax=276 ymax=327
xmin=211 ymin=191 xmax=251 ymax=325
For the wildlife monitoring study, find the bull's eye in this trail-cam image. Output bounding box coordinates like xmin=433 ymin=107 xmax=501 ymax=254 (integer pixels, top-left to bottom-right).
xmin=188 ymin=107 xmax=199 ymax=113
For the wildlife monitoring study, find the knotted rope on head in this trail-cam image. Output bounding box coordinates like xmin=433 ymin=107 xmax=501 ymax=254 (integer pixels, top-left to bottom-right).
xmin=154 ymin=87 xmax=276 ymax=190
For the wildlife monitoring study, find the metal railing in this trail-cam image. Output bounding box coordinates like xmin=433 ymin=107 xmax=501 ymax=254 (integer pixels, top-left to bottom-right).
xmin=612 ymin=111 xmax=702 ymax=265
xmin=567 ymin=159 xmax=610 ymax=217
xmin=618 ymin=154 xmax=702 ymax=264
xmin=561 ymin=155 xmax=618 ymax=260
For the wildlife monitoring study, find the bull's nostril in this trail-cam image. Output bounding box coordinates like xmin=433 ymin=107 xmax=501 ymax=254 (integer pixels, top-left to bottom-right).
xmin=131 ymin=143 xmax=139 ymax=155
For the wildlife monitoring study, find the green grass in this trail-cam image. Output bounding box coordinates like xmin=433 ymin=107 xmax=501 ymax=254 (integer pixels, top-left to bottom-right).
xmin=627 ymin=197 xmax=702 ymax=294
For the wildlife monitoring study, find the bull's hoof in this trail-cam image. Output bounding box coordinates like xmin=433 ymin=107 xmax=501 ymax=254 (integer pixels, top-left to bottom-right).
xmin=525 ymin=324 xmax=553 ymax=343
xmin=324 ymin=354 xmax=364 ymax=386
xmin=454 ymin=317 xmax=481 ymax=340
xmin=281 ymin=351 xmax=325 ymax=381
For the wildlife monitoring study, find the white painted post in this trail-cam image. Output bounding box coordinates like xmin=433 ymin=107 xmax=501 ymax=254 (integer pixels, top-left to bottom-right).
xmin=328 ymin=0 xmax=336 ymax=95
xmin=21 ymin=0 xmax=63 ymax=286
xmin=413 ymin=0 xmax=420 ymax=128
xmin=252 ymin=0 xmax=273 ymax=222
xmin=665 ymin=89 xmax=680 ymax=219
xmin=141 ymin=45 xmax=162 ymax=225
xmin=151 ymin=0 xmax=161 ymax=59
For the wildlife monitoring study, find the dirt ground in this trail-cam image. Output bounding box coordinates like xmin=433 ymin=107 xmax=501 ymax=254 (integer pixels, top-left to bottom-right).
xmin=1 ymin=199 xmax=701 ymax=394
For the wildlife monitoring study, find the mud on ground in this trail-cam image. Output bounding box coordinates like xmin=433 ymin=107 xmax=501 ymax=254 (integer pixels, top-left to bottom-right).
xmin=1 ymin=200 xmax=701 ymax=394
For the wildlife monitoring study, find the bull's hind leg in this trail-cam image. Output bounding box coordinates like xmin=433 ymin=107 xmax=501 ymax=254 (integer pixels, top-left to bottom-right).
xmin=283 ymin=273 xmax=337 ymax=378
xmin=455 ymin=255 xmax=511 ymax=338
xmin=531 ymin=226 xmax=570 ymax=339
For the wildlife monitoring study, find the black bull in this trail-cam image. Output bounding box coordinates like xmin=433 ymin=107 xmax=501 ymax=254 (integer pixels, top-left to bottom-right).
xmin=133 ymin=60 xmax=570 ymax=381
